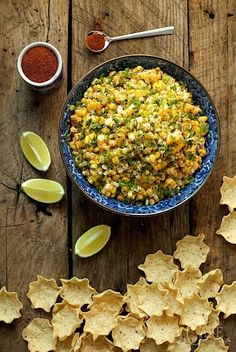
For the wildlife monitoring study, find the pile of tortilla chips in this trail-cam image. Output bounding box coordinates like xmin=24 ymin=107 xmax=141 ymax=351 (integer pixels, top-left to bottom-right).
xmin=217 ymin=175 xmax=236 ymax=244
xmin=21 ymin=233 xmax=235 ymax=352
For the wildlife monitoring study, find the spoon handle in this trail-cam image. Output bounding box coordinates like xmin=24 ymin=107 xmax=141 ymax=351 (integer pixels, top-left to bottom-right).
xmin=110 ymin=26 xmax=174 ymax=42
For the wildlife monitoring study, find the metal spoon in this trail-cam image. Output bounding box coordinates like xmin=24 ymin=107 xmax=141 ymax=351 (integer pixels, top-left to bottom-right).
xmin=85 ymin=26 xmax=174 ymax=53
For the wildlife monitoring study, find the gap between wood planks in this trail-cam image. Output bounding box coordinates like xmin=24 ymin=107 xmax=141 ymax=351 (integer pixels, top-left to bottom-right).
xmin=67 ymin=0 xmax=73 ymax=278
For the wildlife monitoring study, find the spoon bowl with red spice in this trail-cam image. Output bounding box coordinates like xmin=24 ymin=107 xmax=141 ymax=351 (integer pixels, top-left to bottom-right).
xmin=85 ymin=26 xmax=174 ymax=53
xmin=17 ymin=42 xmax=63 ymax=93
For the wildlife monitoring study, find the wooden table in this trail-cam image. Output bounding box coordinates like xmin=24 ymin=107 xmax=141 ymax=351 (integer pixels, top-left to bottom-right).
xmin=0 ymin=0 xmax=236 ymax=350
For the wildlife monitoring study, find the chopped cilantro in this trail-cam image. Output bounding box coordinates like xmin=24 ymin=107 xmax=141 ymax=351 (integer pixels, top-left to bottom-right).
xmin=69 ymin=104 xmax=76 ymax=111
xmin=186 ymin=152 xmax=195 ymax=161
xmin=90 ymin=123 xmax=103 ymax=131
xmin=200 ymin=123 xmax=209 ymax=135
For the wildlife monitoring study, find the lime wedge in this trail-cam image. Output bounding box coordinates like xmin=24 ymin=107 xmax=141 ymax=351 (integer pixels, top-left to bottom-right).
xmin=21 ymin=179 xmax=64 ymax=203
xmin=20 ymin=131 xmax=51 ymax=171
xmin=75 ymin=225 xmax=111 ymax=258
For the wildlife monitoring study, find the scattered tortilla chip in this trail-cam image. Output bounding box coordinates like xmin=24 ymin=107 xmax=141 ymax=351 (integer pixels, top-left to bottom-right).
xmin=89 ymin=289 xmax=123 ymax=314
xmin=195 ymin=307 xmax=220 ymax=335
xmin=180 ymin=294 xmax=212 ymax=330
xmin=83 ymin=302 xmax=117 ymax=340
xmin=55 ymin=334 xmax=74 ymax=352
xmin=174 ymin=266 xmax=202 ymax=300
xmin=138 ymin=250 xmax=178 ymax=284
xmin=216 ymin=281 xmax=236 ymax=318
xmin=22 ymin=318 xmax=57 ymax=352
xmin=219 ymin=175 xmax=236 ymax=212
xmin=60 ymin=277 xmax=96 ymax=307
xmin=124 ymin=277 xmax=148 ymax=318
xmin=197 ymin=269 xmax=223 ymax=299
xmin=146 ymin=313 xmax=182 ymax=345
xmin=216 ymin=212 xmax=236 ymax=244
xmin=167 ymin=328 xmax=197 ymax=352
xmin=112 ymin=315 xmax=145 ymax=352
xmin=137 ymin=281 xmax=168 ymax=316
xmin=141 ymin=338 xmax=168 ymax=351
xmin=195 ymin=335 xmax=229 ymax=351
xmin=162 ymin=283 xmax=183 ymax=316
xmin=71 ymin=333 xmax=82 ymax=352
xmin=0 ymin=286 xmax=22 ymax=323
xmin=79 ymin=333 xmax=114 ymax=352
xmin=167 ymin=340 xmax=191 ymax=352
xmin=184 ymin=328 xmax=198 ymax=344
xmin=52 ymin=301 xmax=82 ymax=341
xmin=173 ymin=234 xmax=210 ymax=269
xmin=140 ymin=338 xmax=168 ymax=351
xmin=27 ymin=275 xmax=59 ymax=312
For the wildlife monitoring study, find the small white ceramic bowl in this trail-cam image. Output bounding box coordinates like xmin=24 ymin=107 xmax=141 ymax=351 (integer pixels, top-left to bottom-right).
xmin=17 ymin=41 xmax=63 ymax=93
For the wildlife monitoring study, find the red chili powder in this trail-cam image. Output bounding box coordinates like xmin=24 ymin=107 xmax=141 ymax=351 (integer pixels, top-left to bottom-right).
xmin=85 ymin=33 xmax=105 ymax=51
xmin=21 ymin=46 xmax=58 ymax=83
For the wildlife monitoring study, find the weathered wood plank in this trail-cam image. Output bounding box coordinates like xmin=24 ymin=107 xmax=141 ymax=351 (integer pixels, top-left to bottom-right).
xmin=0 ymin=1 xmax=69 ymax=350
xmin=2 ymin=0 xmax=234 ymax=350
xmin=189 ymin=0 xmax=236 ymax=348
xmin=71 ymin=0 xmax=189 ymax=293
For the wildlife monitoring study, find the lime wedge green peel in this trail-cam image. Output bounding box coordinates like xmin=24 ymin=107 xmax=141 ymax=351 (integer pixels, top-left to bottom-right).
xmin=20 ymin=131 xmax=51 ymax=171
xmin=21 ymin=179 xmax=64 ymax=204
xmin=75 ymin=225 xmax=111 ymax=258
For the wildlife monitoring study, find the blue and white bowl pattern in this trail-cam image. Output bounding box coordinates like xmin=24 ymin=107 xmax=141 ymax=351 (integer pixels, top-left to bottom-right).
xmin=59 ymin=55 xmax=219 ymax=216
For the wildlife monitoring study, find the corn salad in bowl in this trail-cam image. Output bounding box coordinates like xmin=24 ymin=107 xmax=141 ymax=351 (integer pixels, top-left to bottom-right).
xmin=60 ymin=55 xmax=219 ymax=215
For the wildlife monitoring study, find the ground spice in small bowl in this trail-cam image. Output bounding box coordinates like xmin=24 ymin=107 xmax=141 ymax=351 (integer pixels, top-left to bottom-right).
xmin=21 ymin=46 xmax=58 ymax=83
xmin=85 ymin=33 xmax=105 ymax=52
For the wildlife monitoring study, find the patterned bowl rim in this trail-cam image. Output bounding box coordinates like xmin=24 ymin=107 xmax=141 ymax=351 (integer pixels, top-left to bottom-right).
xmin=59 ymin=54 xmax=220 ymax=217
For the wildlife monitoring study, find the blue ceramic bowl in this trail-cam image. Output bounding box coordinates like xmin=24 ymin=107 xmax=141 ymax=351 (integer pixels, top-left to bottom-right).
xmin=59 ymin=55 xmax=219 ymax=216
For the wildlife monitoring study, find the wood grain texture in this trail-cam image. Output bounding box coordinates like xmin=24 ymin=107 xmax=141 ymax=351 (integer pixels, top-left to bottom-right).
xmin=0 ymin=1 xmax=69 ymax=350
xmin=0 ymin=0 xmax=235 ymax=350
xmin=71 ymin=0 xmax=189 ymax=292
xmin=189 ymin=0 xmax=236 ymax=348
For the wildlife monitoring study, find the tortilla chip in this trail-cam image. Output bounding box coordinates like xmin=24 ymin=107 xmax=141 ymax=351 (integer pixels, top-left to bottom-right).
xmin=186 ymin=328 xmax=198 ymax=344
xmin=123 ymin=277 xmax=148 ymax=318
xmin=195 ymin=307 xmax=220 ymax=335
xmin=216 ymin=281 xmax=236 ymax=318
xmin=138 ymin=250 xmax=178 ymax=284
xmin=112 ymin=315 xmax=145 ymax=352
xmin=137 ymin=281 xmax=168 ymax=316
xmin=60 ymin=277 xmax=96 ymax=307
xmin=71 ymin=333 xmax=82 ymax=352
xmin=197 ymin=269 xmax=223 ymax=299
xmin=195 ymin=335 xmax=229 ymax=351
xmin=140 ymin=338 xmax=168 ymax=351
xmin=216 ymin=212 xmax=236 ymax=244
xmin=173 ymin=234 xmax=210 ymax=269
xmin=174 ymin=266 xmax=202 ymax=300
xmin=83 ymin=302 xmax=117 ymax=340
xmin=79 ymin=333 xmax=114 ymax=351
xmin=55 ymin=334 xmax=74 ymax=352
xmin=167 ymin=328 xmax=198 ymax=352
xmin=89 ymin=289 xmax=123 ymax=314
xmin=162 ymin=283 xmax=183 ymax=316
xmin=22 ymin=318 xmax=57 ymax=352
xmin=167 ymin=340 xmax=191 ymax=351
xmin=52 ymin=301 xmax=82 ymax=341
xmin=220 ymin=175 xmax=236 ymax=212
xmin=0 ymin=286 xmax=22 ymax=323
xmin=146 ymin=313 xmax=182 ymax=345
xmin=180 ymin=294 xmax=212 ymax=330
xmin=27 ymin=275 xmax=59 ymax=312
